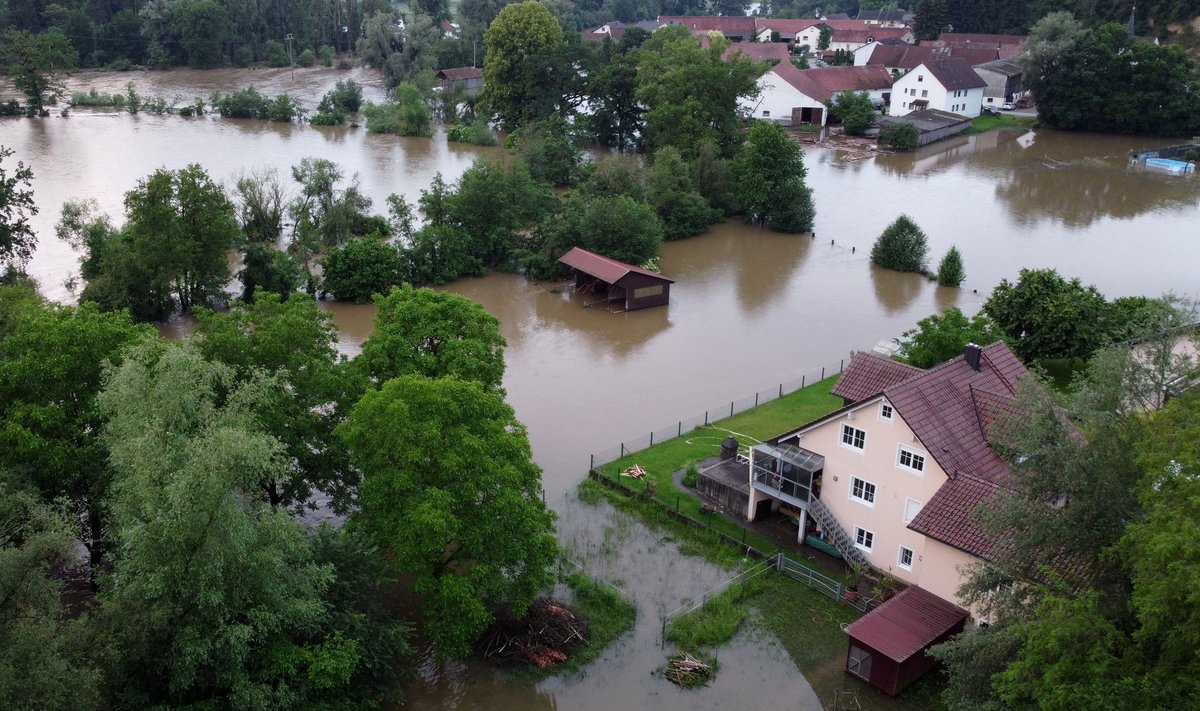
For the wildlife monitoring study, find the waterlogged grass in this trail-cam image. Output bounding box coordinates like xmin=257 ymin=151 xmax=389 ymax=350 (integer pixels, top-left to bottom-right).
xmin=968 ymin=113 xmax=1038 ymax=134
xmin=665 ymin=575 xmax=767 ymax=649
xmin=516 ymin=572 xmax=637 ymax=681
xmin=588 ymin=376 xmax=842 ymax=554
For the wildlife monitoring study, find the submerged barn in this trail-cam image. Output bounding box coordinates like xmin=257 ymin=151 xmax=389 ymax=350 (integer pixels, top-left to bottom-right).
xmin=558 ymin=247 xmax=673 ymax=311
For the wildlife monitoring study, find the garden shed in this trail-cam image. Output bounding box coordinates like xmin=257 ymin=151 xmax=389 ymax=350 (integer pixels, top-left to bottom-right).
xmin=843 ymin=586 xmax=968 ymax=696
xmin=558 ymin=247 xmax=674 ymax=311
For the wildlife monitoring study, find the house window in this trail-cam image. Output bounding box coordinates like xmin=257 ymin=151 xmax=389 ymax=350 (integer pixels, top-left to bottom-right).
xmin=848 ymin=644 xmax=873 ymax=680
xmin=921 ymin=89 xmax=928 ymax=98
xmin=897 ymin=445 xmax=926 ymax=473
xmin=633 ymin=285 xmax=663 ymax=299
xmin=850 ymin=477 xmax=876 ymax=505
xmin=855 ymin=526 xmax=874 ymax=551
xmin=917 ymin=74 xmax=924 ymax=81
xmin=762 ymin=110 xmax=770 ymax=117
xmin=879 ymin=403 xmax=893 ymax=421
xmin=841 ymin=424 xmax=866 ymax=451
xmin=903 ymin=497 xmax=922 ymax=524
xmin=898 ymin=546 xmax=914 ymax=570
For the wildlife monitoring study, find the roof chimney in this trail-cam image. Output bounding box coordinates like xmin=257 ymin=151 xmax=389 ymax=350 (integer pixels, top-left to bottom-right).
xmin=964 ymin=343 xmax=983 ymax=372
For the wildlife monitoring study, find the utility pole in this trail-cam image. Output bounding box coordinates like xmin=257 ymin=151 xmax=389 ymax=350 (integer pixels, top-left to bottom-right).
xmin=285 ymin=33 xmax=294 ymax=83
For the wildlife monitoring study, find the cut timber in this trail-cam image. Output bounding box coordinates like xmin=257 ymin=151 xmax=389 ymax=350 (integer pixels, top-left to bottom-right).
xmin=621 ymin=465 xmax=647 ymax=479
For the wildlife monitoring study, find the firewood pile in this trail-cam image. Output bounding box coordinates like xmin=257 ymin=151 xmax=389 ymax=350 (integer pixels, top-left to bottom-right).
xmin=479 ymin=597 xmax=588 ymax=669
xmin=660 ymin=651 xmax=714 ymax=687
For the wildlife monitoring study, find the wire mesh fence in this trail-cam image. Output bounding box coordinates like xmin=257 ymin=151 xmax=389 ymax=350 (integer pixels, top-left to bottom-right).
xmin=591 ymin=356 xmax=850 ymax=469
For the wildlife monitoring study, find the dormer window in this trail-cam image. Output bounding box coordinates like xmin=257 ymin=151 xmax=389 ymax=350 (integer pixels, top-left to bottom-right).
xmin=879 ymin=403 xmax=893 ymax=421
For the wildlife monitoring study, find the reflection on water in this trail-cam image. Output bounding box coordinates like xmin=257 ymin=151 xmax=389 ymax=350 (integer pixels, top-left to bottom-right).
xmin=869 ymin=264 xmax=926 ymax=315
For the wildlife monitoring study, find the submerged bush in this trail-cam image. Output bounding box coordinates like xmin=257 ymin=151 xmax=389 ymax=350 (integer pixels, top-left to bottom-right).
xmin=447 ymin=120 xmax=497 ymax=146
xmin=871 ymin=215 xmax=929 ymax=273
xmin=211 ymin=88 xmax=305 ymax=122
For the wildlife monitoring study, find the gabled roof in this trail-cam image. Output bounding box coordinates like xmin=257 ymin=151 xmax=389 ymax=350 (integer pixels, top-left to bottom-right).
xmin=768 ymin=63 xmax=894 ymax=103
xmin=831 ymin=27 xmax=912 ymax=45
xmin=868 ymin=44 xmax=1000 ymax=70
xmin=659 ymin=15 xmax=756 ymax=36
xmin=755 ymin=18 xmax=820 ymax=37
xmin=845 ymin=586 xmax=969 ymax=662
xmin=820 ymin=18 xmax=870 ymax=31
xmin=723 ymin=41 xmax=791 ymax=63
xmin=558 ymin=247 xmax=674 ymax=285
xmin=831 ymin=351 xmax=923 ymax=403
xmin=437 ymin=66 xmax=482 ymax=81
xmin=974 ymin=58 xmax=1024 ymax=77
xmin=908 ymin=474 xmax=1003 ymax=558
xmin=917 ymin=58 xmax=987 ymax=90
xmin=938 ymin=32 xmax=1028 ymax=46
xmin=857 ymin=9 xmax=908 ymax=23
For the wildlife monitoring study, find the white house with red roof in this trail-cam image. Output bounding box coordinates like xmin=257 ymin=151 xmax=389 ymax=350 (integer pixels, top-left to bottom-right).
xmin=889 ymin=57 xmax=987 ymax=117
xmin=742 ymin=62 xmax=893 ymax=125
xmin=744 ymin=342 xmax=1028 ymax=615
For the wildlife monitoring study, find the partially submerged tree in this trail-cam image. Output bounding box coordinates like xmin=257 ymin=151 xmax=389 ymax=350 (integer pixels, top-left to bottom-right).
xmin=936 ymin=245 xmax=966 ymax=287
xmin=320 ymin=236 xmax=403 ymax=303
xmin=871 ymin=215 xmax=929 ymax=273
xmin=828 ymin=91 xmax=877 ymax=135
xmin=479 ymin=2 xmax=573 ymax=130
xmin=733 ymin=122 xmax=815 ymax=233
xmin=339 ymin=374 xmax=558 ymax=659
xmin=1 ymin=30 xmax=77 ymax=115
xmin=899 ymin=307 xmax=1005 ymax=368
xmin=0 ymin=147 xmax=38 ymax=273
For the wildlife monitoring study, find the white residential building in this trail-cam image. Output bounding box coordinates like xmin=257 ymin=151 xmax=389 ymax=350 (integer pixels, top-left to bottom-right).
xmin=888 ymin=58 xmax=986 ymax=118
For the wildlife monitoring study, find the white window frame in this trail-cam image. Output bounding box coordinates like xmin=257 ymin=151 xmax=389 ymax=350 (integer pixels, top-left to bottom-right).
xmin=903 ymin=497 xmax=922 ymax=524
xmin=896 ymin=444 xmax=926 ymax=474
xmin=854 ymin=526 xmax=874 ymax=552
xmin=840 ymin=423 xmax=866 ymax=452
xmin=898 ymin=545 xmax=914 ymax=570
xmin=849 ymin=476 xmax=876 ymax=507
xmin=878 ymin=403 xmax=893 ymax=422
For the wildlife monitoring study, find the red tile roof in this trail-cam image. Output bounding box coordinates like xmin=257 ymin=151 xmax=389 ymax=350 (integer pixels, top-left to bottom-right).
xmin=830 ymin=351 xmax=923 ymax=403
xmin=831 ymin=27 xmax=912 ymax=45
xmin=437 ymin=67 xmax=482 ymax=81
xmin=867 ymin=44 xmax=1000 ymax=70
xmin=723 ymin=41 xmax=791 ymax=63
xmin=820 ymin=19 xmax=871 ymax=31
xmin=908 ymin=474 xmax=1002 ymax=558
xmin=938 ymin=32 xmax=1028 ymax=46
xmin=769 ymin=63 xmax=894 ymax=103
xmin=845 ymin=586 xmax=969 ymax=662
xmin=920 ymin=57 xmax=988 ymax=90
xmin=755 ymin=18 xmax=820 ymax=36
xmin=659 ymin=15 xmax=757 ymax=36
xmin=558 ymin=247 xmax=674 ymax=285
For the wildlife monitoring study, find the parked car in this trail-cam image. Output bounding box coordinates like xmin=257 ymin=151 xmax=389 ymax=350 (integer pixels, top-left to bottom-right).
xmin=982 ymin=106 xmax=1001 ymax=116
xmin=1001 ymin=102 xmax=1015 ymax=111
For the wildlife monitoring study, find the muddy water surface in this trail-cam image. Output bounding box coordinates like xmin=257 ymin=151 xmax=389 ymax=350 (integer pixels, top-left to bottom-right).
xmin=6 ymin=67 xmax=1200 ymax=709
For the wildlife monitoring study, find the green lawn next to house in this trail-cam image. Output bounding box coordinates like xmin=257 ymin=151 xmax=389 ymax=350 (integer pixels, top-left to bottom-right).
xmin=968 ymin=113 xmax=1038 ymax=134
xmin=589 ymin=377 xmax=843 ymax=561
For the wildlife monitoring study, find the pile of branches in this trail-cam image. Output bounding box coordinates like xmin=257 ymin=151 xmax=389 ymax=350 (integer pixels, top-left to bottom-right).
xmin=660 ymin=651 xmax=714 ymax=688
xmin=479 ymin=597 xmax=589 ymax=669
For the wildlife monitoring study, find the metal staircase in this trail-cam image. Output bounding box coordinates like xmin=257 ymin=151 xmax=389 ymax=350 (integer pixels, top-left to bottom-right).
xmin=809 ymin=497 xmax=868 ymax=566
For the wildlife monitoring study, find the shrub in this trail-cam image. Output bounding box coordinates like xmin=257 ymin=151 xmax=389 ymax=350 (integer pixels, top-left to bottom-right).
xmin=879 ymin=122 xmax=918 ymax=151
xmin=265 ymin=40 xmax=288 ymax=67
xmin=233 ymin=46 xmax=254 ymax=67
xmin=0 ymin=100 xmax=23 ymax=116
xmin=447 ymin=120 xmax=498 ymax=146
xmin=936 ymin=246 xmax=965 ymax=286
xmin=267 ymin=94 xmax=305 ymax=122
xmin=69 ymin=89 xmax=126 ymax=107
xmin=211 ymin=88 xmax=304 ymax=122
xmin=146 ymin=41 xmax=171 ymax=69
xmin=871 ymin=215 xmax=929 ymax=273
xmin=682 ymin=461 xmax=698 ymax=488
xmin=828 ymin=91 xmax=876 ymax=135
xmin=327 ymin=79 xmax=363 ymax=114
xmin=297 ymin=48 xmax=315 ymax=67
xmin=107 ymin=58 xmax=134 ymax=72
xmin=319 ymin=45 xmax=336 ymax=67
xmin=320 ymin=236 xmax=403 ymax=303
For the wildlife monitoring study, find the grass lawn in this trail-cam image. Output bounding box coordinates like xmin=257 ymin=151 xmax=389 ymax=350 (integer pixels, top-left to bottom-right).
xmin=591 ymin=376 xmax=843 ymax=559
xmin=968 ymin=113 xmax=1038 ymax=134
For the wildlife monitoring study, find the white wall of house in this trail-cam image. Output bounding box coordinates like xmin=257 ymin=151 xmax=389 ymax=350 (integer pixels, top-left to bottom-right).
xmin=794 ymin=25 xmax=823 ymax=51
xmin=853 ymin=42 xmax=879 ymax=66
xmin=741 ymin=71 xmax=827 ymax=125
xmin=889 ymin=64 xmax=984 ymax=117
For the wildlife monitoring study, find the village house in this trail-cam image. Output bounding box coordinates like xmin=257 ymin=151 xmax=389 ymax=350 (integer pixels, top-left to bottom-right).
xmin=973 ymin=58 xmax=1025 ymax=107
xmin=742 ymin=343 xmax=1028 ymax=617
xmin=931 ymin=32 xmax=1028 ymax=60
xmin=435 ymin=67 xmax=483 ymax=94
xmin=659 ymin=15 xmax=757 ymax=41
xmin=888 ymin=58 xmax=987 ymax=117
xmin=827 ymin=26 xmax=915 ymax=53
xmin=742 ymin=63 xmax=893 ymax=125
xmin=722 ymin=41 xmax=792 ymax=64
xmin=753 ymin=18 xmax=820 ymax=45
xmin=856 ymin=8 xmax=912 ymax=28
xmin=858 ymin=43 xmax=1003 ymax=75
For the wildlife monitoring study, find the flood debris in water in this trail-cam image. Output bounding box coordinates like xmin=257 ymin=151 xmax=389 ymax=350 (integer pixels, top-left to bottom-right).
xmin=659 ymin=651 xmax=715 ymax=688
xmin=479 ymin=597 xmax=588 ymax=669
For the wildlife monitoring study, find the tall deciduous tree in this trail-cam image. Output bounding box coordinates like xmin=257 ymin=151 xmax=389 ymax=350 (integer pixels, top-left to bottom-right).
xmin=479 ymin=1 xmax=571 ymax=130
xmin=983 ymin=268 xmax=1109 ymax=361
xmin=0 ymin=147 xmax=38 ymax=271
xmin=320 ymin=236 xmax=403 ymax=303
xmin=646 ymin=147 xmax=722 ymax=239
xmin=1 ymin=30 xmax=77 ymax=115
xmin=913 ymin=0 xmax=950 ymax=41
xmin=360 ymin=285 xmax=507 ymax=392
xmin=339 ymin=375 xmax=558 ymax=659
xmin=899 ymin=307 xmax=1005 ymax=368
xmin=733 ymin=122 xmax=815 ymax=233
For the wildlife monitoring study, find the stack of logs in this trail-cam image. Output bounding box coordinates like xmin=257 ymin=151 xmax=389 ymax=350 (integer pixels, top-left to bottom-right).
xmin=480 ymin=597 xmax=589 ymax=669
xmin=661 ymin=652 xmax=713 ymax=687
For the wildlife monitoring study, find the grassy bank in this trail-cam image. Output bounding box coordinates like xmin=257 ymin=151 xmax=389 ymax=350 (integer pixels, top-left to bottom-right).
xmin=665 ymin=574 xmax=768 ymax=649
xmin=968 ymin=113 xmax=1038 ymax=134
xmin=590 ymin=375 xmax=842 ymax=555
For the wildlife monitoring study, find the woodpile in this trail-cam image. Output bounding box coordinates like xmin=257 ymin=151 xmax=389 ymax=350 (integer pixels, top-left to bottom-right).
xmin=620 ymin=464 xmax=647 ymax=479
xmin=660 ymin=651 xmax=714 ymax=687
xmin=479 ymin=597 xmax=588 ymax=669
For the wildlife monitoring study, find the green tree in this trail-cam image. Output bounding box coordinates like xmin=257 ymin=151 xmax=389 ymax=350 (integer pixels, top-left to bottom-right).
xmin=637 ymin=26 xmax=762 ymax=158
xmin=95 ymin=341 xmax=339 ymax=708
xmin=508 ymin=115 xmax=583 ymax=187
xmin=288 ymin=158 xmax=376 ymax=251
xmin=173 ymin=0 xmax=233 ymax=68
xmin=586 ymin=37 xmax=644 ymax=150
xmin=818 ymin=25 xmax=831 ymax=50
xmin=0 ymin=298 xmax=153 ymax=579
xmin=828 ymin=91 xmax=877 ymax=135
xmin=194 ymin=292 xmax=361 ymax=511
xmin=879 ymin=121 xmax=918 ymax=150
xmin=1 ymin=30 xmax=77 ymax=115
xmin=0 ymin=482 xmax=101 ymax=710
xmin=1017 ymin=11 xmax=1082 ymax=111
xmin=395 ymin=81 xmax=433 ymax=136
xmin=913 ymin=0 xmax=950 ymax=41
xmin=339 ymin=375 xmax=558 ymax=659
xmin=320 ymin=236 xmax=403 ymax=303
xmin=646 ymin=146 xmax=721 ymax=239
xmin=233 ymin=168 xmax=286 ymax=244
xmin=480 ymin=2 xmax=570 ymax=129
xmin=983 ymin=268 xmax=1110 ymax=361
xmin=579 ymin=155 xmax=646 ymax=201
xmin=448 ymin=160 xmax=557 ymax=266
xmin=733 ymin=122 xmax=815 ymax=233
xmin=899 ymin=307 xmax=1006 ymax=368
xmin=0 ymin=147 xmax=38 ymax=271
xmin=238 ymin=244 xmax=301 ymax=301
xmin=537 ymin=193 xmax=664 ymax=272
xmin=936 ymin=245 xmax=966 ymax=286
xmin=359 ymin=285 xmax=507 ymax=392
xmin=871 ymin=214 xmax=929 ymax=273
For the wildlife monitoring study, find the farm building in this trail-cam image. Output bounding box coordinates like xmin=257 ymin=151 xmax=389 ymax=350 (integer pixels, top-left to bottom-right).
xmin=558 ymin=247 xmax=674 ymax=311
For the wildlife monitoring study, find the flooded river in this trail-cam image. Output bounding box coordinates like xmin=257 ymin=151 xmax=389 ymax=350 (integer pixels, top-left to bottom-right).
xmin=5 ymin=67 xmax=1199 ymax=708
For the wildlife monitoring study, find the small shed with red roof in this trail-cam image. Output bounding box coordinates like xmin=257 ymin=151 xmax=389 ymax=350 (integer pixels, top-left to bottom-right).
xmin=844 ymin=585 xmax=969 ymax=696
xmin=558 ymin=247 xmax=673 ymax=311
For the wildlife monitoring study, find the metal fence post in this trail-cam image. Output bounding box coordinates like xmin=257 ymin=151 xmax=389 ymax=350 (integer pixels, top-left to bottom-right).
xmin=755 ymin=393 xmax=759 ymax=407
xmin=779 ymin=383 xmax=783 ymax=397
xmin=678 ymin=421 xmax=682 ymax=437
xmin=704 ymin=412 xmax=708 ymax=425
xmin=730 ymin=401 xmax=734 ymax=417
xmin=821 ymin=366 xmax=825 ymax=380
xmin=650 ymin=432 xmax=654 ymax=447
xmin=590 ymin=453 xmax=594 ymax=469
xmin=802 ymin=375 xmax=806 ymax=388
xmin=621 ymin=443 xmax=626 ymax=457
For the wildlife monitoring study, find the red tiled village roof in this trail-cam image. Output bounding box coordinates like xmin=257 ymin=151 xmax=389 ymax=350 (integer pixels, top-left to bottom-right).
xmin=830 ymin=27 xmax=911 ymax=45
xmin=867 ymin=44 xmax=1000 ymax=70
xmin=938 ymin=32 xmax=1028 ymax=45
xmin=830 ymin=351 xmax=923 ymax=403
xmin=659 ymin=15 xmax=756 ymax=36
xmin=755 ymin=18 xmax=820 ymax=36
xmin=845 ymin=586 xmax=969 ymax=662
xmin=437 ymin=67 xmax=482 ymax=81
xmin=920 ymin=58 xmax=988 ymax=90
xmin=768 ymin=63 xmax=894 ymax=104
xmin=558 ymin=247 xmax=674 ymax=285
xmin=723 ymin=41 xmax=791 ymax=63
xmin=908 ymin=474 xmax=1002 ymax=558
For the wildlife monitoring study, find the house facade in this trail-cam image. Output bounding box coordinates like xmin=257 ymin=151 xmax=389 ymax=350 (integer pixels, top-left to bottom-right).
xmin=974 ymin=59 xmax=1024 ymax=107
xmin=888 ymin=58 xmax=986 ymax=117
xmin=742 ymin=63 xmax=893 ymax=126
xmin=745 ymin=343 xmax=1028 ymax=615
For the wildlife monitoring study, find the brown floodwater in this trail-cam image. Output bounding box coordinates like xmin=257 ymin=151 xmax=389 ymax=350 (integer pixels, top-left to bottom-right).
xmin=5 ymin=67 xmax=1200 ymax=708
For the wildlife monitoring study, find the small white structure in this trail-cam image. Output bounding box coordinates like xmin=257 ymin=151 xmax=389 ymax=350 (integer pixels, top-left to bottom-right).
xmin=889 ymin=58 xmax=986 ymax=118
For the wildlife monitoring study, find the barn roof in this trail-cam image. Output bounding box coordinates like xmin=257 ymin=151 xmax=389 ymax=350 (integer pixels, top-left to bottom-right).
xmin=558 ymin=247 xmax=674 ymax=285
xmin=437 ymin=66 xmax=482 ymax=81
xmin=769 ymin=63 xmax=894 ymax=103
xmin=845 ymin=586 xmax=968 ymax=662
xmin=659 ymin=15 xmax=756 ymax=36
xmin=830 ymin=352 xmax=923 ymax=403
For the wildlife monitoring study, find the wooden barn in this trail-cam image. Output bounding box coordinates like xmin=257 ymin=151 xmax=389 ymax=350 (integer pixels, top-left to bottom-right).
xmin=558 ymin=247 xmax=673 ymax=311
xmin=842 ymin=586 xmax=968 ymax=696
